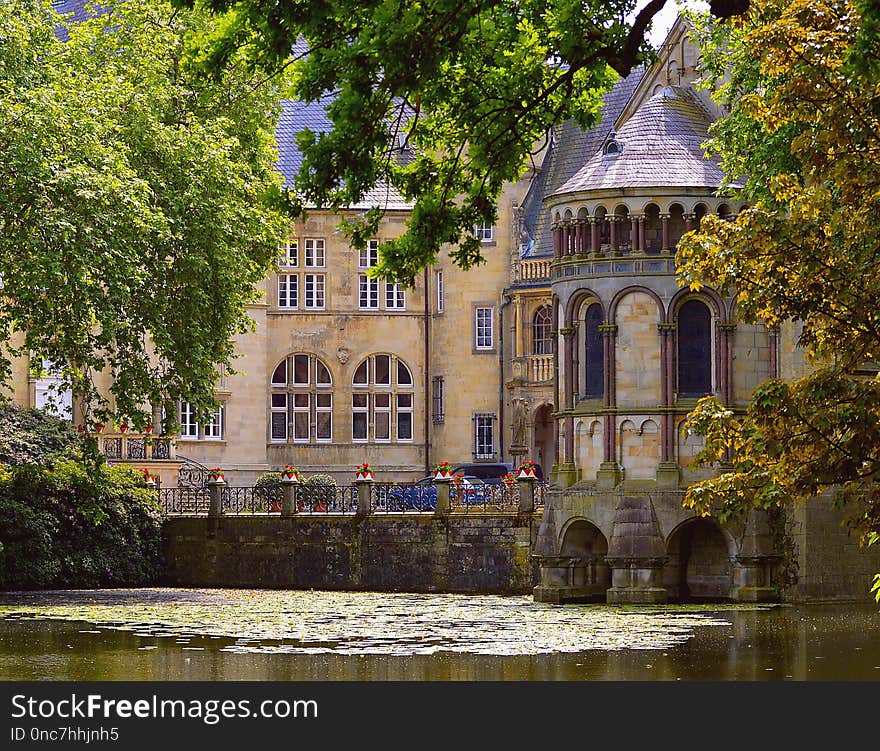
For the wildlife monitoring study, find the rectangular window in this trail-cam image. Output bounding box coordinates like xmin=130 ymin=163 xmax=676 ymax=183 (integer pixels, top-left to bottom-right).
xmin=359 ymin=275 xmax=379 ymax=309
xmin=278 ymin=274 xmax=298 ymax=309
xmin=352 ymin=393 xmax=368 ymax=442
xmin=474 ymin=224 xmax=494 ymax=242
xmin=278 ymin=239 xmax=298 ymax=267
xmin=474 ymin=414 xmax=495 ymax=459
xmin=204 ymin=404 xmax=224 ymax=440
xmin=475 ymin=307 xmax=494 ymax=350
xmin=304 ymin=274 xmax=325 ymax=309
xmin=436 ymin=270 xmax=444 ymax=313
xmin=432 ymin=376 xmax=444 ymax=423
xmin=373 ymin=392 xmax=391 ymax=442
xmin=315 ymin=393 xmax=332 ymax=442
xmin=396 ymin=393 xmax=413 ymax=441
xmin=385 ymin=282 xmax=405 ymax=310
xmin=359 ymin=240 xmax=379 ymax=268
xmin=304 ymin=238 xmax=325 ymax=267
xmin=270 ymin=393 xmax=287 ymax=441
xmin=293 ymin=393 xmax=310 ymax=442
xmin=179 ymin=401 xmax=198 ymax=439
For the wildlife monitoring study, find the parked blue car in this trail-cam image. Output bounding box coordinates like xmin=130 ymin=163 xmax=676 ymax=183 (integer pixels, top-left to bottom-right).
xmin=385 ymin=476 xmax=488 ymax=511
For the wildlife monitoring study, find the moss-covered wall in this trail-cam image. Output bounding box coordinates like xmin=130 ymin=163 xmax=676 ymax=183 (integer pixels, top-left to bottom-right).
xmin=162 ymin=513 xmax=541 ymax=594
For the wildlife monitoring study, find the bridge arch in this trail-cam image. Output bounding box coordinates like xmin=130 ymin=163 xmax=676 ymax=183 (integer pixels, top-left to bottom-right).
xmin=558 ymin=518 xmax=611 ymax=600
xmin=664 ymin=517 xmax=735 ymax=602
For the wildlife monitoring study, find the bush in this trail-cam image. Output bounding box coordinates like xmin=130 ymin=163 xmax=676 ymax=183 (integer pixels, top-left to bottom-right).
xmin=0 ymin=460 xmax=163 ymax=590
xmin=300 ymin=473 xmax=337 ymax=511
xmin=0 ymin=404 xmax=80 ymax=465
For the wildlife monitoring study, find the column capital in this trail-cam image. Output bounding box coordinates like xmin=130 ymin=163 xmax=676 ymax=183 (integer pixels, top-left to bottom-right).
xmin=659 ymin=212 xmax=671 ymax=220
xmin=657 ymin=322 xmax=676 ymax=333
xmin=718 ymin=322 xmax=738 ymax=333
xmin=597 ymin=323 xmax=618 ymax=335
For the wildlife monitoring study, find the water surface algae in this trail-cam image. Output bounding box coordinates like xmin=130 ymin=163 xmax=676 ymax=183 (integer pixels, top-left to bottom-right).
xmin=0 ymin=588 xmax=775 ymax=656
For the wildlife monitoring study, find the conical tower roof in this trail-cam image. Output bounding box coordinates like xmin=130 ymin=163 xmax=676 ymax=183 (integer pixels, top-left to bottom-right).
xmin=551 ymin=85 xmax=735 ymax=196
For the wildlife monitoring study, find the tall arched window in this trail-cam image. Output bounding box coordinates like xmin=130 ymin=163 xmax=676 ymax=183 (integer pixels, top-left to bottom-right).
xmin=532 ymin=306 xmax=552 ymax=355
xmin=677 ymin=300 xmax=712 ymax=397
xmin=270 ymin=353 xmax=333 ymax=442
xmin=352 ymin=354 xmax=414 ymax=443
xmin=584 ymin=303 xmax=604 ymax=398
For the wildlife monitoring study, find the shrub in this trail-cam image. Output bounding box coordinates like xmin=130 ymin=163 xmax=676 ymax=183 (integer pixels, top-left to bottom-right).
xmin=0 ymin=403 xmax=80 ymax=465
xmin=0 ymin=460 xmax=163 ymax=590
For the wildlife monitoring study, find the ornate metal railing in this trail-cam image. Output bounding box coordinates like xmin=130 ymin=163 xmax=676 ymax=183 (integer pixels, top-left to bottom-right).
xmin=158 ymin=487 xmax=211 ymax=515
xmin=98 ymin=433 xmax=175 ymax=462
xmin=221 ymin=486 xmax=272 ymax=514
xmin=295 ymin=484 xmax=359 ymax=514
xmin=451 ymin=482 xmax=520 ymax=512
xmin=177 ymin=456 xmax=209 ymax=488
xmin=534 ymin=481 xmax=548 ymax=509
xmin=370 ymin=483 xmax=437 ymax=513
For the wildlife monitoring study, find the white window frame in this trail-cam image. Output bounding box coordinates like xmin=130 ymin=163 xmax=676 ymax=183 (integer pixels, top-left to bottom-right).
xmin=432 ymin=375 xmax=445 ymax=424
xmin=304 ymin=238 xmax=325 ymax=267
xmin=474 ymin=414 xmax=495 ymax=459
xmin=278 ymin=239 xmax=298 ymax=267
xmin=304 ymin=273 xmax=325 ymax=309
xmin=293 ymin=392 xmax=310 ymax=442
xmin=373 ymin=392 xmax=391 ymax=443
xmin=436 ymin=270 xmax=444 ymax=313
xmin=474 ymin=223 xmax=494 ymax=242
xmin=270 ymin=394 xmax=288 ymax=442
xmin=360 ymin=239 xmax=379 ymax=269
xmin=359 ymin=274 xmax=379 ymax=309
xmin=352 ymin=393 xmax=369 ymax=442
xmin=385 ymin=282 xmax=406 ymax=310
xmin=396 ymin=392 xmax=413 ymax=441
xmin=278 ymin=273 xmax=298 ymax=309
xmin=179 ymin=401 xmax=198 ymax=440
xmin=315 ymin=392 xmax=333 ymax=442
xmin=475 ymin=307 xmax=494 ymax=350
xmin=203 ymin=404 xmax=224 ymax=441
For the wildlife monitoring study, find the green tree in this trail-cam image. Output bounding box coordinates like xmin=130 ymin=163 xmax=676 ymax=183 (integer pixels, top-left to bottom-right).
xmin=674 ymin=0 xmax=880 ymax=597
xmin=185 ymin=0 xmax=749 ymax=285
xmin=0 ymin=0 xmax=290 ymax=430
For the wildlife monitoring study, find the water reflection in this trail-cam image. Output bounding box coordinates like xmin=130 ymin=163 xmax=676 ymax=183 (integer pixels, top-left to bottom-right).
xmin=0 ymin=589 xmax=877 ymax=681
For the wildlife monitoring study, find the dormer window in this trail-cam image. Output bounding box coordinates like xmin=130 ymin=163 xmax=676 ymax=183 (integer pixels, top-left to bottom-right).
xmin=603 ymin=139 xmax=621 ymax=155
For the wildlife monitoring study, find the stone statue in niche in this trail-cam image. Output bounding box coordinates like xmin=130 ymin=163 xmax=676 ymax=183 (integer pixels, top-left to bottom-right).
xmin=511 ymin=397 xmax=528 ymax=447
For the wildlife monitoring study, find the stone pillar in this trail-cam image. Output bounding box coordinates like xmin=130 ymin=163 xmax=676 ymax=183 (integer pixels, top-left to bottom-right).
xmin=552 ymin=224 xmax=561 ymax=258
xmin=516 ymin=474 xmax=536 ymax=513
xmin=719 ymin=322 xmax=736 ymax=405
xmin=574 ymin=220 xmax=584 ymax=255
xmin=605 ymin=495 xmax=668 ymax=603
xmin=433 ymin=476 xmax=451 ymax=515
xmin=631 ymin=215 xmax=640 ymax=251
xmin=598 ymin=322 xmax=621 ymax=488
xmin=609 ymin=216 xmax=618 ymax=253
xmin=638 ymin=215 xmax=646 ymax=252
xmin=281 ymin=476 xmax=299 ymax=517
xmin=731 ymin=509 xmax=781 ymax=602
xmin=354 ymin=477 xmax=373 ymax=516
xmin=590 ymin=218 xmax=600 ymax=255
xmin=207 ymin=476 xmax=225 ymax=517
xmin=684 ymin=213 xmax=694 ymax=233
xmin=656 ymin=322 xmax=680 ymax=488
xmin=514 ymin=296 xmax=523 ymax=358
xmin=660 ymin=213 xmax=671 ymax=253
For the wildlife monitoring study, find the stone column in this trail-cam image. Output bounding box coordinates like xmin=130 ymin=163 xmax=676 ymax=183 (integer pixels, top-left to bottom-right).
xmin=574 ymin=220 xmax=584 ymax=255
xmin=433 ymin=475 xmax=451 ymax=515
xmin=552 ymin=223 xmax=561 ymax=258
xmin=638 ymin=215 xmax=646 ymax=252
xmin=656 ymin=322 xmax=680 ymax=488
xmin=590 ymin=218 xmax=600 ymax=255
xmin=609 ymin=216 xmax=618 ymax=253
xmin=660 ymin=213 xmax=671 ymax=253
xmin=719 ymin=322 xmax=736 ymax=406
xmin=354 ymin=477 xmax=373 ymax=516
xmin=731 ymin=509 xmax=781 ymax=602
xmin=598 ymin=323 xmax=621 ymax=488
xmin=631 ymin=215 xmax=640 ymax=252
xmin=514 ymin=296 xmax=524 ymax=358
xmin=684 ymin=213 xmax=694 ymax=233
xmin=516 ymin=474 xmax=537 ymax=513
xmin=207 ymin=476 xmax=225 ymax=518
xmin=605 ymin=495 xmax=669 ymax=603
xmin=281 ymin=476 xmax=299 ymax=517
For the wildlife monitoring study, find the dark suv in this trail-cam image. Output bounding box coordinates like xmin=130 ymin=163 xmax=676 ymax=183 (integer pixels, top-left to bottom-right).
xmin=450 ymin=462 xmax=513 ymax=485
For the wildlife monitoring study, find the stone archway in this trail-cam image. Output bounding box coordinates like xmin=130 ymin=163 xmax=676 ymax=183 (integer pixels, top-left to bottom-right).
xmin=532 ymin=402 xmax=554 ymax=473
xmin=550 ymin=519 xmax=611 ymax=601
xmin=664 ymin=518 xmax=734 ymax=602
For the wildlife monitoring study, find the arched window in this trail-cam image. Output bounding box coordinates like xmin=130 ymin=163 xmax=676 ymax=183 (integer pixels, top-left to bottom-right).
xmin=677 ymin=300 xmax=712 ymax=397
xmin=532 ymin=306 xmax=552 ymax=355
xmin=269 ymin=353 xmax=333 ymax=443
xmin=351 ymin=354 xmax=414 ymax=443
xmin=584 ymin=303 xmax=604 ymax=398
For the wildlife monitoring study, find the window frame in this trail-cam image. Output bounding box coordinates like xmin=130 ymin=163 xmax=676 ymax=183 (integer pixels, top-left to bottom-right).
xmin=475 ymin=306 xmax=495 ymax=350
xmin=304 ymin=238 xmax=325 ymax=268
xmin=304 ymin=273 xmax=326 ymax=309
xmin=473 ymin=413 xmax=496 ymax=459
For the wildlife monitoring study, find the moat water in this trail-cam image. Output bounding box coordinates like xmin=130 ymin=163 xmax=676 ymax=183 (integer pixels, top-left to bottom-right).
xmin=0 ymin=588 xmax=878 ymax=681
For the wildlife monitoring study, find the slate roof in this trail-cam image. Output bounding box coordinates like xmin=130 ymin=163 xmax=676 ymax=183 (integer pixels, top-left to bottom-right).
xmin=274 ymin=98 xmax=413 ymax=211
xmin=552 ymin=85 xmax=733 ymax=195
xmin=518 ymin=70 xmax=645 ymax=258
xmin=52 ymin=0 xmax=94 ymax=41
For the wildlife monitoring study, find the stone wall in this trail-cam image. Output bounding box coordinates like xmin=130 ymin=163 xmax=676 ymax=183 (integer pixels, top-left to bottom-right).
xmin=162 ymin=513 xmax=541 ymax=594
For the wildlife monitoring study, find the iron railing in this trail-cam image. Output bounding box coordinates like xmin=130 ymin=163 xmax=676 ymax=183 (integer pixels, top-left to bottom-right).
xmin=370 ymin=483 xmax=437 ymax=513
xmin=158 ymin=487 xmax=211 ymax=515
xmin=451 ymin=482 xmax=520 ymax=512
xmin=295 ymin=484 xmax=359 ymax=514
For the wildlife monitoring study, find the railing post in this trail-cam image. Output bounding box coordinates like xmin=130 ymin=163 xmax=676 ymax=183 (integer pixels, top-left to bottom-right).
xmin=207 ymin=476 xmax=225 ymax=517
xmin=434 ymin=476 xmax=451 ymax=515
xmin=354 ymin=478 xmax=373 ymax=516
xmin=517 ymin=475 xmax=537 ymax=513
xmin=281 ymin=476 xmax=299 ymax=517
